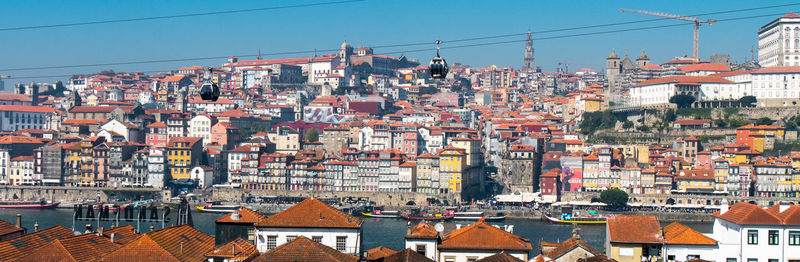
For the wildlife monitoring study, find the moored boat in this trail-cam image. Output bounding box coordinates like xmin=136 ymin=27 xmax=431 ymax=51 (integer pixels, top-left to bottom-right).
xmin=361 ymin=210 xmax=401 ymax=218
xmin=196 ymin=201 xmax=240 ymax=213
xmin=452 ymin=211 xmax=506 ymax=221
xmin=0 ymin=200 xmax=60 ymax=209
xmin=543 ymin=214 xmax=607 ymax=224
xmin=401 ymin=213 xmax=455 ymax=221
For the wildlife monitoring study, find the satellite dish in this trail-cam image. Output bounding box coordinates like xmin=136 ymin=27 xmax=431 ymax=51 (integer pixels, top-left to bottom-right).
xmin=434 ymin=223 xmax=444 ymax=232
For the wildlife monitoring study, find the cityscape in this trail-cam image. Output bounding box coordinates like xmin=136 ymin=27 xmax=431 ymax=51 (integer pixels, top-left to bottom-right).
xmin=5 ymin=1 xmax=800 ymax=262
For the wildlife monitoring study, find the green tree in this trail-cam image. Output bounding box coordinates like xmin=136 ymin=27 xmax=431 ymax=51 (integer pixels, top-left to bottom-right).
xmin=728 ymin=118 xmax=749 ymax=128
xmin=664 ymin=109 xmax=677 ymax=122
xmin=669 ymin=95 xmax=696 ymax=108
xmin=755 ymin=117 xmax=774 ymax=126
xmin=305 ymin=128 xmax=320 ymax=142
xmin=622 ymin=120 xmax=633 ymax=129
xmin=739 ymin=96 xmax=757 ymax=107
xmin=599 ymin=188 xmax=629 ymax=208
xmin=714 ymin=118 xmax=728 ymax=128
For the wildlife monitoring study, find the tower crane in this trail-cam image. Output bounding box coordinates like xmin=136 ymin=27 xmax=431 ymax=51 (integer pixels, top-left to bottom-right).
xmin=620 ymin=8 xmax=716 ymax=61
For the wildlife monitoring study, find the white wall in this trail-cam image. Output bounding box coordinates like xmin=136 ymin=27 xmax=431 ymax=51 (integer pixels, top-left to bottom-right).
xmin=255 ymin=227 xmax=361 ymax=256
xmin=663 ymin=245 xmax=716 ymax=262
xmin=405 ymin=239 xmax=437 ymax=261
xmin=438 ymin=250 xmax=527 ymax=262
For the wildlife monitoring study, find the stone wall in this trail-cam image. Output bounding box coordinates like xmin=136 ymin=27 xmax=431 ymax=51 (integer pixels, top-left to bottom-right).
xmin=561 ymin=191 xmax=798 ymax=208
xmin=0 ymin=186 xmax=163 ymax=206
xmin=211 ymin=188 xmax=457 ymax=207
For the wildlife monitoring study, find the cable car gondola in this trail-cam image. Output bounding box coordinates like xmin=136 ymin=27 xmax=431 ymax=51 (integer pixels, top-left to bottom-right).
xmin=199 ymin=67 xmax=220 ymax=101
xmin=430 ymin=40 xmax=449 ymax=79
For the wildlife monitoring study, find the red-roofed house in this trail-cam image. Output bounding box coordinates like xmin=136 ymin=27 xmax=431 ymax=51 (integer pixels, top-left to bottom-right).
xmin=0 ymin=105 xmax=58 ymax=132
xmin=711 ymin=202 xmax=800 ymax=260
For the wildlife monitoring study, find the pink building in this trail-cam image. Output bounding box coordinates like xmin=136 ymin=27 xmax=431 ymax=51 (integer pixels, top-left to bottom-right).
xmin=146 ymin=121 xmax=168 ymax=148
xmin=211 ymin=122 xmax=239 ymax=149
xmin=695 ymin=150 xmax=712 ymax=169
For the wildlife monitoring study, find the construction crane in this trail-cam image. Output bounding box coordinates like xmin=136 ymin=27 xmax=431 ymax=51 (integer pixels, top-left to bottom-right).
xmin=620 ymin=8 xmax=716 ymax=61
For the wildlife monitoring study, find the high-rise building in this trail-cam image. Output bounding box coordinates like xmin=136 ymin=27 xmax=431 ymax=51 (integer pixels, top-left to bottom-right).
xmin=523 ymin=30 xmax=535 ymax=69
xmin=758 ymin=12 xmax=800 ymax=67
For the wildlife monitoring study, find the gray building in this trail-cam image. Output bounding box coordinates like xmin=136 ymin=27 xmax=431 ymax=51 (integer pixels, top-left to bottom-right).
xmin=34 ymin=144 xmax=63 ymax=185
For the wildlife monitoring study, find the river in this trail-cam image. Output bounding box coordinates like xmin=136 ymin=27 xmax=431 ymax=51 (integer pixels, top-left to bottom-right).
xmin=0 ymin=209 xmax=713 ymax=254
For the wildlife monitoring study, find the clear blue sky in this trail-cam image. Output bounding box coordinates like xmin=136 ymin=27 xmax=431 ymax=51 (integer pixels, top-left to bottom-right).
xmin=1 ymin=0 xmax=798 ymax=84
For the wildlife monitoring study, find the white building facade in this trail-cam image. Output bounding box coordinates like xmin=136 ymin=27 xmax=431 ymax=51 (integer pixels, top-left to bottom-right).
xmin=759 ymin=13 xmax=800 ymax=67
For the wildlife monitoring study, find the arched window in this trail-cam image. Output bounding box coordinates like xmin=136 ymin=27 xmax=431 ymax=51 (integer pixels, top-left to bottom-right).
xmin=795 ymin=27 xmax=799 ymax=38
xmin=787 ymin=39 xmax=791 ymax=48
xmin=796 ymin=39 xmax=799 ymax=49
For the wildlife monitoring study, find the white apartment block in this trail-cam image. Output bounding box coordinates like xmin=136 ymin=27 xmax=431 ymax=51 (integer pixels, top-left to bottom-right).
xmin=759 ymin=13 xmax=800 ymax=67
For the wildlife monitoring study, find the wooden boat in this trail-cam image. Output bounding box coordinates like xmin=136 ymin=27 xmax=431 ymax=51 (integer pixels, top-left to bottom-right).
xmin=360 ymin=210 xmax=401 ymax=218
xmin=452 ymin=211 xmax=506 ymax=221
xmin=0 ymin=200 xmax=60 ymax=209
xmin=543 ymin=214 xmax=607 ymax=224
xmin=402 ymin=213 xmax=454 ymax=221
xmin=196 ymin=201 xmax=240 ymax=213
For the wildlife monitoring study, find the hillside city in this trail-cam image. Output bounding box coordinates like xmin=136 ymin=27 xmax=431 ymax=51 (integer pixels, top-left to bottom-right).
xmin=6 ymin=5 xmax=800 ymax=262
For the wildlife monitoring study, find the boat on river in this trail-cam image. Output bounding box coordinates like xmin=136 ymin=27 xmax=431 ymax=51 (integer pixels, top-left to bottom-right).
xmin=402 ymin=209 xmax=454 ymax=221
xmin=452 ymin=211 xmax=506 ymax=221
xmin=196 ymin=201 xmax=240 ymax=213
xmin=543 ymin=213 xmax=607 ymax=224
xmin=361 ymin=210 xmax=402 ymax=218
xmin=0 ymin=200 xmax=60 ymax=209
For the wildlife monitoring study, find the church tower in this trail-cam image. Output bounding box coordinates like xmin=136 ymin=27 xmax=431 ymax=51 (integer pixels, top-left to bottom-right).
xmin=340 ymin=41 xmax=353 ymax=66
xmin=606 ymin=50 xmax=621 ymax=88
xmin=635 ymin=50 xmax=650 ymax=68
xmin=523 ymin=30 xmax=535 ymax=70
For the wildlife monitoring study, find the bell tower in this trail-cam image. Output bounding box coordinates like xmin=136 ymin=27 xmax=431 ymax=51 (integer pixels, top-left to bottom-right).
xmin=606 ymin=50 xmax=621 ymax=88
xmin=523 ymin=30 xmax=535 ymax=70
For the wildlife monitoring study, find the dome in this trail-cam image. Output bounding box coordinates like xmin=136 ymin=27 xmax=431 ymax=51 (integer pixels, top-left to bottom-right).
xmin=638 ymin=50 xmax=649 ymax=60
xmin=607 ymin=50 xmax=619 ymax=59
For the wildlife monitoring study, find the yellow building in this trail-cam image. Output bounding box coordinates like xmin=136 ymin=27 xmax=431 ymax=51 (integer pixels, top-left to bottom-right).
xmin=676 ymin=169 xmax=715 ymax=193
xmin=581 ymin=97 xmax=604 ymax=112
xmin=438 ymin=145 xmax=466 ymax=194
xmin=713 ymin=159 xmax=729 ymax=192
xmin=167 ymin=137 xmax=203 ymax=180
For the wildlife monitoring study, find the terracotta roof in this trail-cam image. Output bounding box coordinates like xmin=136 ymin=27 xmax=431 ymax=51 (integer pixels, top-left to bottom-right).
xmin=712 ymin=202 xmax=782 ymax=225
xmin=204 ymin=237 xmax=258 ymax=261
xmin=102 ymin=225 xmax=139 ymax=245
xmin=99 ymin=234 xmax=179 ymax=262
xmin=0 ymin=105 xmax=56 ymax=113
xmin=663 ymin=222 xmax=717 ymax=245
xmin=18 ymin=232 xmax=120 ymax=262
xmin=256 ymin=198 xmax=362 ymax=228
xmin=252 ymin=236 xmax=358 ymax=262
xmin=146 ymin=121 xmax=167 ymax=128
xmin=677 ymin=169 xmax=714 ymax=181
xmin=365 ymin=246 xmax=398 ymax=260
xmin=634 ymin=76 xmax=732 ymax=87
xmin=144 ymin=224 xmax=215 ymax=262
xmin=607 ymin=215 xmax=663 ymax=244
xmin=0 ymin=135 xmax=43 ymax=144
xmin=784 ymin=12 xmax=800 ymax=18
xmin=545 ymin=236 xmax=602 ymax=258
xmin=381 ymin=248 xmax=435 ymax=262
xmin=751 ymin=66 xmax=800 ymax=74
xmin=0 ymin=219 xmax=24 ymax=238
xmin=678 ymin=63 xmax=730 ymax=73
xmin=0 ymin=93 xmax=32 ymax=102
xmin=476 ymin=251 xmax=525 ymax=262
xmin=0 ymin=225 xmax=74 ymax=261
xmin=406 ymin=222 xmax=439 ymax=239
xmin=439 ymin=222 xmax=532 ymax=251
xmin=216 ymin=207 xmax=267 ymax=224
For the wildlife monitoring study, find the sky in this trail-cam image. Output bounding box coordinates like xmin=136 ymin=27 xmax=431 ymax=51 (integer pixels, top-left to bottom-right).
xmin=1 ymin=0 xmax=799 ymax=85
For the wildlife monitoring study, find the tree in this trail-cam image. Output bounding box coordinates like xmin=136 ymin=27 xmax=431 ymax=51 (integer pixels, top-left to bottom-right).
xmin=305 ymin=128 xmax=320 ymax=142
xmin=663 ymin=109 xmax=677 ymax=122
xmin=755 ymin=117 xmax=774 ymax=126
xmin=622 ymin=120 xmax=633 ymax=129
xmin=599 ymin=188 xmax=629 ymax=208
xmin=739 ymin=96 xmax=757 ymax=107
xmin=714 ymin=118 xmax=728 ymax=128
xmin=669 ymin=95 xmax=696 ymax=108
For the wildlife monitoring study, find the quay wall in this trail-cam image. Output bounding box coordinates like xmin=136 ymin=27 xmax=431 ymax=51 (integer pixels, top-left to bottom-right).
xmin=0 ymin=186 xmax=163 ymax=206
xmin=212 ymin=188 xmax=457 ymax=207
xmin=561 ymin=191 xmax=797 ymax=208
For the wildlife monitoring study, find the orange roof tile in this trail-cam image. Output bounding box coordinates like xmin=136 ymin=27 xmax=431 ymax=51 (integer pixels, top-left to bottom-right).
xmin=0 ymin=219 xmax=23 ymax=238
xmin=252 ymin=236 xmax=358 ymax=262
xmin=678 ymin=63 xmax=730 ymax=73
xmin=256 ymin=198 xmax=361 ymax=229
xmin=0 ymin=135 xmax=43 ymax=144
xmin=99 ymin=234 xmax=179 ymax=262
xmin=476 ymin=251 xmax=525 ymax=262
xmin=144 ymin=225 xmax=215 ymax=262
xmin=365 ymin=246 xmax=398 ymax=260
xmin=634 ymin=76 xmax=732 ymax=87
xmin=102 ymin=225 xmax=139 ymax=245
xmin=712 ymin=202 xmax=782 ymax=225
xmin=663 ymin=222 xmax=717 ymax=245
xmin=545 ymin=236 xmax=601 ymax=258
xmin=216 ymin=207 xmax=267 ymax=224
xmin=18 ymin=232 xmax=120 ymax=262
xmin=0 ymin=225 xmax=74 ymax=261
xmin=406 ymin=222 xmax=439 ymax=239
xmin=381 ymin=248 xmax=435 ymax=262
xmin=0 ymin=105 xmax=56 ymax=113
xmin=439 ymin=222 xmax=532 ymax=251
xmin=204 ymin=237 xmax=258 ymax=261
xmin=607 ymin=215 xmax=663 ymax=244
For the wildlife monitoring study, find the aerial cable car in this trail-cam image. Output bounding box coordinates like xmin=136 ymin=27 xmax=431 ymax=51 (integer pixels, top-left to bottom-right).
xmin=199 ymin=66 xmax=220 ymax=102
xmin=429 ymin=40 xmax=449 ymax=79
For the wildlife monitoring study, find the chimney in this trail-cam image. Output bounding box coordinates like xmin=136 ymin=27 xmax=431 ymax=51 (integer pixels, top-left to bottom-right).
xmin=34 ymin=222 xmax=39 ymax=232
xmin=85 ymin=224 xmax=92 ymax=233
xmin=15 ymin=214 xmax=21 ymax=228
xmin=97 ymin=227 xmax=104 ymax=236
xmin=150 ymin=225 xmax=155 ymax=232
xmin=720 ymin=203 xmax=729 ymax=215
xmin=110 ymin=233 xmax=115 ymax=243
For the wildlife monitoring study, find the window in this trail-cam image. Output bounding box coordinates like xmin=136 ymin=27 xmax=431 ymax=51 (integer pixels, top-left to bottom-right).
xmin=416 ymin=244 xmax=426 ymax=256
xmin=335 ymin=236 xmax=347 ymax=251
xmin=748 ymin=259 xmax=757 ymax=262
xmin=444 ymin=257 xmax=455 ymax=262
xmin=727 ymin=259 xmax=737 ymax=262
xmin=286 ymin=235 xmax=297 ymax=242
xmin=789 ymin=231 xmax=800 ymax=245
xmin=312 ymin=236 xmax=322 ymax=242
xmin=769 ymin=260 xmax=779 ymax=262
xmin=467 ymin=258 xmax=477 ymax=262
xmin=769 ymin=230 xmax=779 ymax=245
xmin=748 ymin=230 xmax=758 ymax=245
xmin=266 ymin=235 xmax=277 ymax=250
